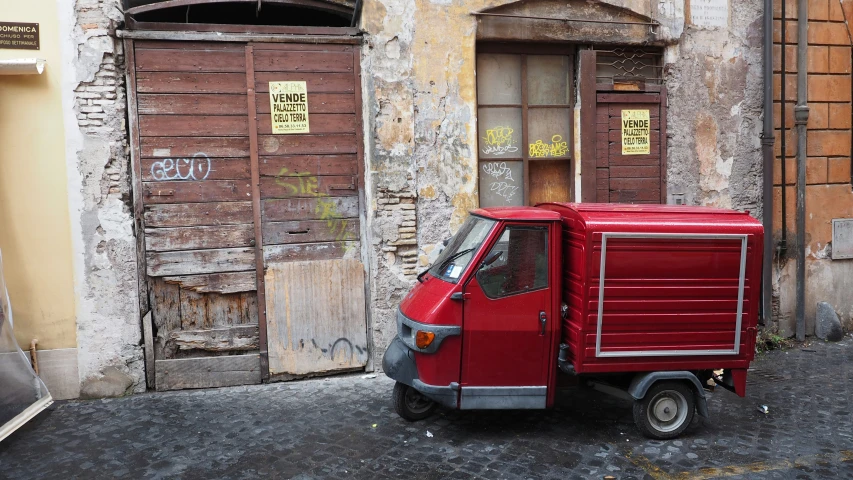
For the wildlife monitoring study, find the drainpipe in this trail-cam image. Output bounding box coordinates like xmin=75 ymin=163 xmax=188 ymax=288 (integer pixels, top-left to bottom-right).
xmin=794 ymin=0 xmax=809 ymax=341
xmin=761 ymin=0 xmax=775 ymax=326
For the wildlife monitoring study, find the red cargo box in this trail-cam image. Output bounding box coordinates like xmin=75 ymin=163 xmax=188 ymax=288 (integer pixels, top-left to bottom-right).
xmin=537 ymin=203 xmax=764 ymax=375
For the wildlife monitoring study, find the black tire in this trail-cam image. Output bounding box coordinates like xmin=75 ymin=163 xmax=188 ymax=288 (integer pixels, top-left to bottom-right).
xmin=393 ymin=382 xmax=436 ymax=421
xmin=633 ymin=381 xmax=695 ymax=439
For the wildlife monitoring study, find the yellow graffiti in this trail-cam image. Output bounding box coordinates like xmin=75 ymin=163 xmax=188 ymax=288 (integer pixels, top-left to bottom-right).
xmin=274 ymin=167 xmax=355 ymax=252
xmin=482 ymin=126 xmax=519 ymax=155
xmin=529 ymin=135 xmax=569 ymax=158
xmin=274 ymin=168 xmax=320 ymax=196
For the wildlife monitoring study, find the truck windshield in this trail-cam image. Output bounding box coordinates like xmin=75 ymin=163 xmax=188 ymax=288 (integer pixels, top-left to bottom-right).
xmin=428 ymin=215 xmax=496 ymax=283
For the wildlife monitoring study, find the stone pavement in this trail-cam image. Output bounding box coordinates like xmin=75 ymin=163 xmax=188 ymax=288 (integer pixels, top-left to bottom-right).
xmin=1 ymin=338 xmax=852 ymax=480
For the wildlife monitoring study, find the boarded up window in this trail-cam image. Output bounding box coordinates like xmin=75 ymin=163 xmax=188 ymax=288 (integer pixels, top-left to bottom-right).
xmin=476 ymin=48 xmax=574 ymax=207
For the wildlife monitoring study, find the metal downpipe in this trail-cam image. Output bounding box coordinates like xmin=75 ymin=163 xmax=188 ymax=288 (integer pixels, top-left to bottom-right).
xmin=761 ymin=0 xmax=775 ymax=326
xmin=794 ymin=0 xmax=809 ymax=341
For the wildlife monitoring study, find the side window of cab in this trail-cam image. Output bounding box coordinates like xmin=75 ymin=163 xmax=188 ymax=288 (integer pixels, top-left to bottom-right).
xmin=476 ymin=226 xmax=548 ymax=298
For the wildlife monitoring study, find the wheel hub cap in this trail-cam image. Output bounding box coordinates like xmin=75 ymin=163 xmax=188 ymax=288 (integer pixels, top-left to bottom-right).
xmin=653 ymin=398 xmax=678 ymax=422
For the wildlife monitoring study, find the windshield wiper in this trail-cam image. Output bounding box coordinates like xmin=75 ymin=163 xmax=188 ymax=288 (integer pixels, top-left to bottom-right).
xmin=436 ymin=247 xmax=475 ymax=275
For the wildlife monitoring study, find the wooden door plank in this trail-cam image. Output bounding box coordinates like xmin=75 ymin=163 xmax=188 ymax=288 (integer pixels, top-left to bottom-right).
xmin=163 ymin=272 xmax=257 ymax=294
xmin=145 ymin=224 xmax=254 ymax=252
xmin=139 ymin=115 xmax=249 ymax=137
xmin=609 ymin=165 xmax=661 ymax=178
xmin=253 ymin=50 xmax=354 ymax=73
xmin=579 ymin=50 xmax=598 ymax=203
xmin=255 ymin=72 xmax=354 ymax=93
xmin=245 ymin=45 xmax=270 ymax=381
xmin=144 ymin=202 xmax=253 ymax=227
xmin=147 ymin=247 xmax=256 ymax=276
xmin=180 ymin=288 xmax=208 ymax=330
xmin=242 ymin=292 xmax=259 ymax=324
xmin=529 ymin=160 xmax=572 ymax=205
xmin=265 ymin=259 xmax=367 ymax=376
xmin=143 ymin=180 xmax=253 ymax=204
xmin=263 ymin=196 xmax=359 ymax=222
xmin=255 ymin=93 xmax=355 ymax=114
xmin=169 ymin=325 xmax=259 ymax=352
xmin=259 ymin=155 xmax=357 ymax=177
xmin=598 ymin=93 xmax=661 ymax=104
xmin=257 ymin=113 xmax=356 ymax=135
xmin=263 ymin=219 xmax=359 ymax=245
xmin=142 ymin=311 xmax=155 ymax=389
xmin=264 ymin=241 xmax=360 ymax=263
xmin=609 ymin=177 xmax=662 ymax=190
xmin=260 ymin=175 xmax=357 ymax=199
xmin=257 ymin=134 xmax=358 ymax=155
xmin=138 ymin=94 xmax=248 ymax=115
xmin=155 ymin=354 xmax=261 ymax=391
xmin=135 ymin=49 xmax=246 ymax=72
xmin=141 ymin=158 xmax=250 ymax=182
xmin=141 ymin=137 xmax=250 ymax=158
xmin=134 ymin=40 xmax=247 ymax=51
xmin=136 ymin=72 xmax=247 ymax=94
xmin=206 ymin=294 xmax=249 ymax=329
xmin=150 ymin=278 xmax=182 ymax=359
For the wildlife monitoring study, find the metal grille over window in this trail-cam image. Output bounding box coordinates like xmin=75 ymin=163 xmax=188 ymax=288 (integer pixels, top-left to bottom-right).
xmin=476 ymin=50 xmax=574 ymax=207
xmin=595 ymin=48 xmax=664 ymax=87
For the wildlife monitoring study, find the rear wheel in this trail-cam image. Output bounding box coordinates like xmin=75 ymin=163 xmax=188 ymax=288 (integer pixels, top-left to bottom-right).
xmin=633 ymin=381 xmax=695 ymax=439
xmin=393 ymin=382 xmax=437 ymax=421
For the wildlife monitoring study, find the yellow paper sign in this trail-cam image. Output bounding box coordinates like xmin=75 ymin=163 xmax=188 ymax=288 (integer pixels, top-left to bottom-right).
xmin=269 ymin=81 xmax=309 ymax=134
xmin=621 ymin=109 xmax=650 ymax=155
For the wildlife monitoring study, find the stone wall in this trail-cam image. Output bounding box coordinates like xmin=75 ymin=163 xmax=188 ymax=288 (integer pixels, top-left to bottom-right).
xmin=771 ymin=0 xmax=853 ymax=336
xmin=60 ymin=0 xmax=144 ymax=397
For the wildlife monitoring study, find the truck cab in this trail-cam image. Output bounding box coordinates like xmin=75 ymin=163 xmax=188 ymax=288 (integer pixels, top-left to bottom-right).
xmin=383 ymin=203 xmax=763 ymax=439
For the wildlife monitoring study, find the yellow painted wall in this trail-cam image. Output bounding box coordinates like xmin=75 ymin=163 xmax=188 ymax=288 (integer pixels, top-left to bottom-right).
xmin=0 ymin=2 xmax=77 ymax=349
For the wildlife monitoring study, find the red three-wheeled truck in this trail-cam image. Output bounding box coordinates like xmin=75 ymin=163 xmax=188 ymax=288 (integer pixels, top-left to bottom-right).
xmin=383 ymin=203 xmax=763 ymax=439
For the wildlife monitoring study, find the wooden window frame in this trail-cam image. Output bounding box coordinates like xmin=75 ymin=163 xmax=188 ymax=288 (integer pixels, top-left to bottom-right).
xmin=476 ymin=43 xmax=575 ymax=206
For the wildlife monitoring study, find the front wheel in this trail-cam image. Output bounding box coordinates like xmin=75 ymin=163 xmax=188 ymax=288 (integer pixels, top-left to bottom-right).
xmin=393 ymin=382 xmax=436 ymax=421
xmin=633 ymin=381 xmax=695 ymax=439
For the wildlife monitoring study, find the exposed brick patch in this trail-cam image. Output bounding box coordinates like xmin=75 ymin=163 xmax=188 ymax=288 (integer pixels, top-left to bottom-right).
xmin=376 ymin=188 xmax=419 ymax=277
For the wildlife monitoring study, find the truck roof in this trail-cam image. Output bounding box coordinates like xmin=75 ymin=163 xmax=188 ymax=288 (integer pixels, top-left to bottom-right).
xmin=471 ymin=206 xmax=562 ymax=221
xmin=536 ymin=202 xmax=763 ymax=234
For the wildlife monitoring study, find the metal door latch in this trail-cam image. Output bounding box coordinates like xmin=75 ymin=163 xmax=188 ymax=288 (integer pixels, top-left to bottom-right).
xmin=539 ymin=311 xmax=547 ymax=335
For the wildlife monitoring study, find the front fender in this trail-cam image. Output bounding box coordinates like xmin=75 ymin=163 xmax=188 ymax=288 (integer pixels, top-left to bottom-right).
xmin=382 ymin=337 xmax=418 ymax=387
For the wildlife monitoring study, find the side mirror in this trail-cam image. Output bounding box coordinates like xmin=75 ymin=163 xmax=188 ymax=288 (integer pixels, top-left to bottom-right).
xmin=481 ymin=250 xmax=502 ymax=268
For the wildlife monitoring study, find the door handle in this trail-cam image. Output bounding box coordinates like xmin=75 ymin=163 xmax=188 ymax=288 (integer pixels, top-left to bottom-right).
xmin=539 ymin=311 xmax=547 ymax=336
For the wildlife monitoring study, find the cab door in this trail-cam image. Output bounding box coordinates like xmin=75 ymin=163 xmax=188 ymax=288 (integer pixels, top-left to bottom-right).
xmin=460 ymin=223 xmax=552 ymax=409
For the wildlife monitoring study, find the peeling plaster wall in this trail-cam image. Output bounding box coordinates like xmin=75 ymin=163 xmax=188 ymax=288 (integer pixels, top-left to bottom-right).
xmin=360 ymin=0 xmax=763 ymax=367
xmin=665 ymin=4 xmax=765 ymax=212
xmin=59 ymin=0 xmax=143 ymax=398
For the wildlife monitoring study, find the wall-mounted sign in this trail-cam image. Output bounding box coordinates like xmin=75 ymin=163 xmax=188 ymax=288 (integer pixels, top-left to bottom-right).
xmin=621 ymin=109 xmax=650 ymax=155
xmin=690 ymin=0 xmax=729 ymax=28
xmin=0 ymin=22 xmax=39 ymax=50
xmin=269 ymin=81 xmax=309 ymax=134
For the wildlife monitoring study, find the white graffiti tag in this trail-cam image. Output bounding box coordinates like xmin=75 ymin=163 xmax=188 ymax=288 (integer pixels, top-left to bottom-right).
xmin=482 ymin=162 xmax=514 ymax=181
xmin=490 ymin=182 xmax=519 ymax=203
xmin=150 ymin=153 xmax=211 ymax=181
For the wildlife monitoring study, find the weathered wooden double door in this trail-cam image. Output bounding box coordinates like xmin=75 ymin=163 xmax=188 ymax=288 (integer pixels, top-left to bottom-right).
xmin=127 ymin=39 xmax=367 ymax=390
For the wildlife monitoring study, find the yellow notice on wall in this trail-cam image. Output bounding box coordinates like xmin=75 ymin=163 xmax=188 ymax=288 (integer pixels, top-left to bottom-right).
xmin=621 ymin=109 xmax=650 ymax=155
xmin=269 ymin=81 xmax=310 ymax=134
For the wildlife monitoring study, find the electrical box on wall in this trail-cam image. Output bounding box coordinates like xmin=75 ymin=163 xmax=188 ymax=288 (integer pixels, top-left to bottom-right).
xmin=831 ymin=219 xmax=853 ymax=260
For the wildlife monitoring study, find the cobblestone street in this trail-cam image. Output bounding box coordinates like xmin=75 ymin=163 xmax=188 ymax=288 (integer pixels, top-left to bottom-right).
xmin=1 ymin=338 xmax=852 ymax=480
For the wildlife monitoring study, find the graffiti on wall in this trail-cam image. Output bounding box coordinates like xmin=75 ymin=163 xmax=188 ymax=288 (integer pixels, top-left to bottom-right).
xmin=481 ymin=161 xmax=519 ymax=204
xmin=275 ymin=168 xmax=356 ymax=250
xmin=529 ymin=135 xmax=569 ymax=158
xmin=482 ymin=126 xmax=518 ymax=156
xmin=150 ymin=153 xmax=212 ymax=181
